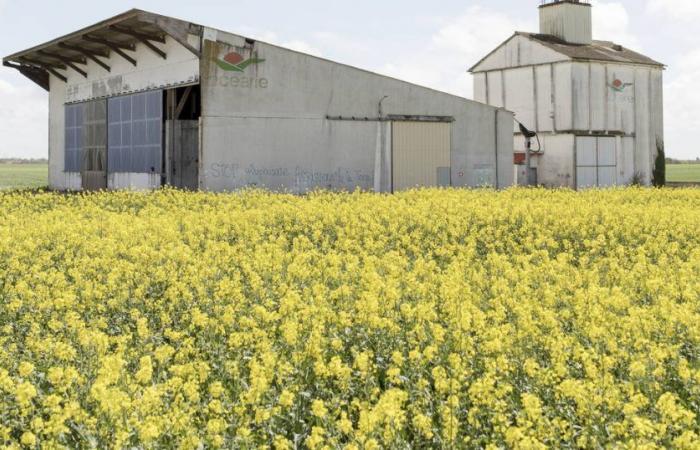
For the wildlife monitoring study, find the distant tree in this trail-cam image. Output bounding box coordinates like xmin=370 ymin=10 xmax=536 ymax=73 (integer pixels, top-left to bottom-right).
xmin=653 ymin=139 xmax=666 ymax=187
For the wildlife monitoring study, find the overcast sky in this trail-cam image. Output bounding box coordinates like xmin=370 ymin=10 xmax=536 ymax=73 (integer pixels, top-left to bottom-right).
xmin=1 ymin=0 xmax=698 ymax=159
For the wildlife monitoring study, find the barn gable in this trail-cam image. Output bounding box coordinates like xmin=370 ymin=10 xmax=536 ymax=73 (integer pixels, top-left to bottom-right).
xmin=469 ymin=33 xmax=570 ymax=73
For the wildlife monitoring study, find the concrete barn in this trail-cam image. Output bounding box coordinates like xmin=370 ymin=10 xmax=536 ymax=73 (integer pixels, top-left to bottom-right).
xmin=470 ymin=0 xmax=664 ymax=188
xmin=3 ymin=9 xmax=514 ymax=192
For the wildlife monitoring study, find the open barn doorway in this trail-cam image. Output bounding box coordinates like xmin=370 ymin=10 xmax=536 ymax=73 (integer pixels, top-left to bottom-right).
xmin=164 ymin=85 xmax=201 ymax=190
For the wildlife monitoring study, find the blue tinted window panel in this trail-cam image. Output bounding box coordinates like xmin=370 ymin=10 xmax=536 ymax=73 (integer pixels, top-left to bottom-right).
xmin=107 ymin=91 xmax=163 ymax=173
xmin=64 ymin=104 xmax=83 ymax=172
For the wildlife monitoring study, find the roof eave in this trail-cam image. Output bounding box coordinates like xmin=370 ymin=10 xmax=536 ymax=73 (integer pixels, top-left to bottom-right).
xmin=3 ymin=9 xmax=204 ymax=90
xmin=3 ymin=9 xmax=144 ymax=62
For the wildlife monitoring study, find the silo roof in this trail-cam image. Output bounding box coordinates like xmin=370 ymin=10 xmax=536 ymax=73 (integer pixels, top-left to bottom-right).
xmin=516 ymin=32 xmax=665 ymax=67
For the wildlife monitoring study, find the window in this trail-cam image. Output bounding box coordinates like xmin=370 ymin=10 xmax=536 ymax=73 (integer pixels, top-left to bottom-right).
xmin=64 ymin=104 xmax=83 ymax=172
xmin=108 ymin=91 xmax=163 ymax=173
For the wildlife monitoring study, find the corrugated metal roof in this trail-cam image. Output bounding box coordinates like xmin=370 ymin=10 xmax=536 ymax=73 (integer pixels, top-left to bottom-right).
xmin=517 ymin=32 xmax=664 ymax=67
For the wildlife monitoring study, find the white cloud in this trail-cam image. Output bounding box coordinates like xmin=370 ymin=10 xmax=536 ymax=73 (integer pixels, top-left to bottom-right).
xmin=591 ymin=1 xmax=640 ymax=50
xmin=280 ymin=40 xmax=322 ymax=57
xmin=230 ymin=27 xmax=322 ymax=57
xmin=663 ymin=50 xmax=700 ymax=159
xmin=378 ymin=6 xmax=535 ymax=98
xmin=0 ymin=73 xmax=48 ymax=159
xmin=646 ymin=0 xmax=700 ymax=21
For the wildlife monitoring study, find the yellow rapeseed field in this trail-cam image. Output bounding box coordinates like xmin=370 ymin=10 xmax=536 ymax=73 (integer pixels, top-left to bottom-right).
xmin=0 ymin=188 xmax=699 ymax=449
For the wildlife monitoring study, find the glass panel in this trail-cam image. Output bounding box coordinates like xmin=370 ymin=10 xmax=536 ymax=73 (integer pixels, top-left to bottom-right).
xmin=64 ymin=104 xmax=84 ymax=172
xmin=107 ymin=91 xmax=162 ymax=174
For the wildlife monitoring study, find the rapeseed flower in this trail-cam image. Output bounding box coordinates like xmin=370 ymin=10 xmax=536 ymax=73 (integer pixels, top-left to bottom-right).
xmin=0 ymin=187 xmax=698 ymax=448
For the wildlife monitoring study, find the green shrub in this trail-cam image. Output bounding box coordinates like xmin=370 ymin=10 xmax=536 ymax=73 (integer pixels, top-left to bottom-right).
xmin=653 ymin=139 xmax=666 ymax=187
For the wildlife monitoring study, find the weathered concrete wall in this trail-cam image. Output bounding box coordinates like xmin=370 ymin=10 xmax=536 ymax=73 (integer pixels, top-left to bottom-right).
xmin=472 ymin=34 xmax=567 ymax=73
xmin=47 ymin=35 xmax=200 ymax=190
xmin=539 ymin=2 xmax=592 ymax=45
xmin=200 ymin=29 xmax=513 ymax=193
xmin=473 ymin=48 xmax=664 ymax=187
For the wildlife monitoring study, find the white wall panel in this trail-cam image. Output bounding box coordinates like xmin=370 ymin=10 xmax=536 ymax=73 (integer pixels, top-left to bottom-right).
xmin=576 ymin=167 xmax=597 ymax=188
xmin=576 ymin=136 xmax=596 ymax=166
xmin=487 ymin=71 xmax=504 ymax=108
xmin=597 ymin=137 xmax=616 ymax=166
xmin=589 ymin=64 xmax=606 ymax=131
xmin=572 ymin=63 xmax=590 ymax=130
xmin=471 ymin=35 xmax=568 ymax=72
xmin=535 ymin=65 xmax=554 ymax=132
xmin=598 ymin=166 xmax=616 ymax=187
xmin=554 ymin=63 xmax=572 ymax=130
xmin=634 ymin=68 xmax=652 ymax=181
xmin=504 ymin=67 xmax=535 ymax=131
xmin=606 ymin=65 xmax=636 ymax=133
xmin=618 ymin=137 xmax=635 ymax=184
xmin=473 ymin=73 xmax=487 ymax=104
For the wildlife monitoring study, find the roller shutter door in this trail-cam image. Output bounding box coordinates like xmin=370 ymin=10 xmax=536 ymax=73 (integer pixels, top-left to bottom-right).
xmin=392 ymin=122 xmax=451 ymax=191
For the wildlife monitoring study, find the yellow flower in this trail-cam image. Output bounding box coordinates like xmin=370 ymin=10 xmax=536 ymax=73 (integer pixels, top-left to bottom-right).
xmin=15 ymin=381 xmax=37 ymax=410
xmin=311 ymin=399 xmax=328 ymax=419
xmin=279 ymin=389 xmax=295 ymax=408
xmin=0 ymin=188 xmax=698 ymax=448
xmin=18 ymin=362 xmax=34 ymax=378
xmin=135 ymin=356 xmax=153 ymax=385
xmin=209 ymin=381 xmax=224 ymax=398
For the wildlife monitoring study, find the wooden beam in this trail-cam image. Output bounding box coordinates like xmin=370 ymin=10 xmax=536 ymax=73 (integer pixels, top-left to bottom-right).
xmin=82 ymin=35 xmax=137 ymax=66
xmin=110 ymin=25 xmax=166 ymax=59
xmin=19 ymin=56 xmax=65 ymax=70
xmin=58 ymin=43 xmax=111 ymax=72
xmin=82 ymin=34 xmax=135 ymax=51
xmin=21 ymin=59 xmax=67 ymax=83
xmin=109 ymin=25 xmax=166 ymax=43
xmin=38 ymin=50 xmax=85 ymax=65
xmin=140 ymin=39 xmax=167 ymax=59
xmin=174 ymin=86 xmax=193 ymax=119
xmin=38 ymin=51 xmax=87 ymax=78
xmin=137 ymin=13 xmax=201 ymax=58
xmin=3 ymin=61 xmax=50 ymax=91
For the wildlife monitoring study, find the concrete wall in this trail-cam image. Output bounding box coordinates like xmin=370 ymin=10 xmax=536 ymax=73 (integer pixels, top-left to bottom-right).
xmin=473 ymin=48 xmax=664 ymax=187
xmin=471 ymin=34 xmax=567 ymax=73
xmin=47 ymin=34 xmax=200 ymax=190
xmin=539 ymin=2 xmax=592 ymax=45
xmin=200 ymin=29 xmax=514 ymax=193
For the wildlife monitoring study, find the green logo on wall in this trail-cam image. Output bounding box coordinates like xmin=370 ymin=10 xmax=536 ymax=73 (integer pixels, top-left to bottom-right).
xmin=216 ymin=52 xmax=265 ymax=72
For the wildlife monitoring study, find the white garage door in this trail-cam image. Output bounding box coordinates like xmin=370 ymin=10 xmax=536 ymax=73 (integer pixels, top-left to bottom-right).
xmin=392 ymin=121 xmax=451 ymax=191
